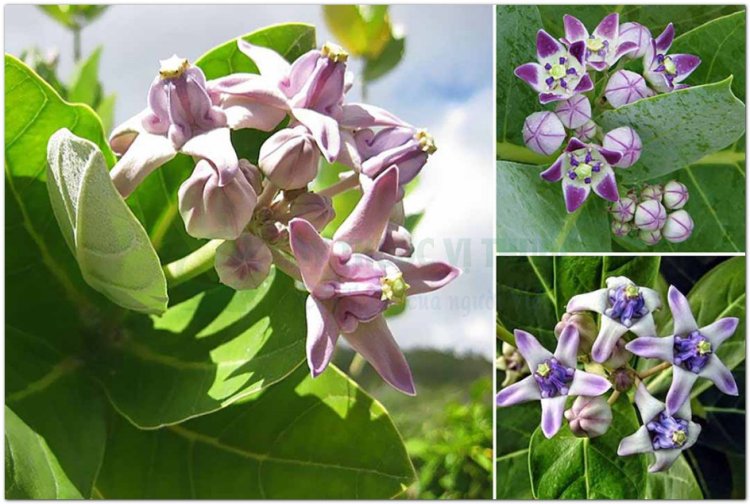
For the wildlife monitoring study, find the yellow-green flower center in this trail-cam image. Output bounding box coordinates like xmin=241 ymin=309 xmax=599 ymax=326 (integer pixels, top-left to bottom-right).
xmin=549 ymin=63 xmax=567 ymax=80
xmin=664 ymin=56 xmax=677 ymax=75
xmin=381 ymin=272 xmax=409 ymax=305
xmin=697 ymin=339 xmax=712 ymax=355
xmin=586 ymin=37 xmax=605 ymax=52
xmin=159 ymin=55 xmax=189 ymax=79
xmin=416 ymin=129 xmax=437 ymax=154
xmin=625 ymin=284 xmax=640 ymax=299
xmin=536 ymin=362 xmax=551 ymax=377
xmin=671 ymin=429 xmax=687 ymax=446
xmin=575 ymin=163 xmax=593 ymax=178
xmin=322 ymin=42 xmax=349 ymax=63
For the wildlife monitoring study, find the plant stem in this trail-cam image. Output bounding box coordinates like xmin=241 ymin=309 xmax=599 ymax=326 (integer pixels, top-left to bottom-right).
xmin=268 ymin=247 xmax=302 ymax=282
xmin=163 ymin=239 xmax=223 ymax=287
xmin=318 ymin=173 xmax=359 ymax=198
xmin=607 ymin=390 xmax=621 ymax=405
xmin=496 ymin=142 xmax=556 ymax=165
xmin=257 ymin=181 xmax=278 ymax=209
xmin=349 ymin=353 xmax=366 ymax=376
xmin=73 ymin=27 xmax=81 ymax=62
xmin=638 ymin=361 xmax=671 ymax=379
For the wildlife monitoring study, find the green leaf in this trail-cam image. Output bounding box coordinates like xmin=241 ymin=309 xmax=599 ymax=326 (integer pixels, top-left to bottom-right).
xmin=96 ymin=93 xmax=116 ymax=133
xmin=94 ymin=365 xmax=415 ymax=498
xmin=195 ymin=23 xmax=316 ymax=80
xmin=528 ymin=396 xmax=648 ymax=499
xmin=646 ymin=257 xmax=745 ymax=395
xmin=323 ymin=5 xmax=393 ymax=59
xmin=46 ymin=129 xmax=168 ymax=314
xmin=5 ymin=406 xmax=81 ymax=499
xmin=68 ymin=46 xmax=103 ymax=107
xmin=671 ymin=11 xmax=746 ymax=102
xmin=645 ymin=454 xmax=703 ymax=498
xmin=363 ymin=33 xmax=405 ymax=82
xmin=496 ymin=5 xmax=544 ymax=147
xmin=90 ymin=269 xmax=308 ymax=428
xmin=496 ymin=402 xmax=537 ymax=499
xmin=37 ymin=4 xmax=109 ymax=30
xmin=598 ymin=78 xmax=745 ymax=183
xmin=496 ymin=161 xmax=611 ymax=252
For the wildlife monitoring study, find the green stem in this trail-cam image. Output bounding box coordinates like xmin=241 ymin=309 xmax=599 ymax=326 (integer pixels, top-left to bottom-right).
xmin=638 ymin=361 xmax=671 ymax=379
xmin=318 ymin=173 xmax=359 ymax=198
xmin=497 ymin=142 xmax=556 ymax=165
xmin=73 ymin=27 xmax=81 ymax=62
xmin=163 ymin=239 xmax=223 ymax=287
xmin=349 ymin=353 xmax=366 ymax=376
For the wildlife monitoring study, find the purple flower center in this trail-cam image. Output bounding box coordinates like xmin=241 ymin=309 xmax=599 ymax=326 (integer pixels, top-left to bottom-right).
xmin=533 ymin=358 xmax=575 ymax=398
xmin=654 ymin=53 xmax=677 ymax=83
xmin=543 ymin=56 xmax=575 ymax=90
xmin=647 ymin=412 xmax=689 ymax=449
xmin=566 ymin=149 xmax=604 ymax=184
xmin=605 ymin=283 xmax=647 ymax=327
xmin=673 ymin=330 xmax=712 ymax=373
xmin=585 ymin=35 xmax=610 ymax=59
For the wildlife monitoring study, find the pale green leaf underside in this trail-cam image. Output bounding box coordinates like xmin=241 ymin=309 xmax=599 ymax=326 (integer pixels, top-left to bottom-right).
xmin=46 ymin=129 xmax=167 ymax=314
xmin=645 ymin=454 xmax=703 ymax=498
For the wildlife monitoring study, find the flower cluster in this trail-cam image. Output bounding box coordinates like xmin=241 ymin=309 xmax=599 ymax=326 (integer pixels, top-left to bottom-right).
xmin=610 ymin=180 xmax=692 ymax=245
xmin=514 ymin=14 xmax=700 ymax=221
xmin=497 ymin=275 xmax=738 ymax=472
xmin=108 ymin=41 xmax=460 ymax=395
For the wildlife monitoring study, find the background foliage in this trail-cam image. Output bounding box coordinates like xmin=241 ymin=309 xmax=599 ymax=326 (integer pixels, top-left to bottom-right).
xmin=496 ymin=5 xmax=746 ymax=253
xmin=496 ymin=256 xmax=746 ymax=498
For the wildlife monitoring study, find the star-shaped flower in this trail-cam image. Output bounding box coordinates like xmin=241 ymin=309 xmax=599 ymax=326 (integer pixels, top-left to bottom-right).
xmin=643 ymin=23 xmax=701 ymax=93
xmin=566 ymin=276 xmax=661 ymax=362
xmin=562 ymin=13 xmax=639 ymax=71
xmin=626 ymin=285 xmax=739 ymax=414
xmin=496 ymin=325 xmax=611 ymax=438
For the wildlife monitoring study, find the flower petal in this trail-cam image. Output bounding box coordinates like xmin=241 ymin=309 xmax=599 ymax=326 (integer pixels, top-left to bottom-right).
xmin=109 ymin=111 xmax=147 ymax=155
xmin=208 ymin=73 xmax=290 ymax=109
xmin=699 ymin=354 xmax=738 ymax=395
xmin=554 ymin=324 xmax=580 ymax=368
xmin=573 ymin=73 xmax=594 ymax=93
xmin=599 ymin=147 xmax=623 ymax=166
xmin=569 ymin=40 xmax=587 ymax=66
xmin=641 ymin=287 xmax=662 ymax=311
xmin=649 ymin=449 xmax=680 ymax=473
xmin=593 ymin=13 xmax=619 ymax=42
xmin=654 ymin=23 xmax=675 ymax=52
xmin=305 ymin=296 xmax=340 ymax=377
xmin=565 ymin=137 xmax=588 ymax=152
xmin=236 ymin=39 xmax=291 ymax=82
xmin=634 ymin=382 xmax=665 ymax=423
xmin=540 ymin=396 xmax=567 ymax=438
xmin=614 ymin=41 xmax=639 ymax=61
xmin=338 ymin=103 xmax=411 ymax=129
xmin=665 ymin=366 xmax=699 ymax=415
xmin=563 ymin=14 xmax=588 ymax=42
xmin=181 ymin=127 xmax=239 ymax=187
xmin=566 ymin=287 xmax=609 ymax=313
xmin=700 ymin=317 xmax=739 ymax=347
xmin=292 ymin=107 xmax=341 ymax=162
xmin=536 ymin=29 xmax=565 ymax=60
xmin=667 ymin=285 xmax=698 ymax=335
xmin=371 ymin=253 xmax=460 ymax=295
xmin=334 ymin=166 xmax=399 ymax=253
xmin=591 ymin=316 xmax=628 ymax=363
xmin=514 ymin=329 xmax=553 ymax=370
xmin=592 ymin=167 xmax=620 ymax=202
xmin=568 ymin=370 xmax=611 ymax=396
xmin=514 ymin=63 xmax=546 ymax=92
xmin=496 ymin=376 xmax=541 ymax=406
xmin=344 ymin=315 xmax=415 ymax=395
xmin=220 ymin=96 xmax=287 ymax=131
xmin=110 ymin=132 xmax=177 ymax=197
xmin=626 ymin=336 xmax=674 ymax=361
xmin=562 ymin=179 xmax=591 ymax=213
xmin=670 ymin=54 xmax=701 ymax=82
xmin=540 ymin=156 xmax=564 ymax=182
xmin=629 ymin=312 xmax=658 ymax=338
xmin=617 ymin=426 xmax=652 ymax=455
xmin=288 ymin=218 xmax=331 ymax=292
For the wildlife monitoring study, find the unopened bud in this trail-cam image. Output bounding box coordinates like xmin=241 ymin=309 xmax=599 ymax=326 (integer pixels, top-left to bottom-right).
xmin=634 ymin=199 xmax=667 ymax=231
xmin=214 ymin=233 xmax=273 ymax=290
xmin=555 ymin=95 xmax=591 ymax=129
xmin=640 ymin=184 xmax=663 ymax=202
xmin=289 ymin=192 xmax=335 ymax=231
xmin=603 ymin=126 xmax=642 ymax=168
xmin=574 ymin=120 xmax=598 ymax=141
xmin=610 ymin=367 xmax=635 ymax=392
xmin=662 ymin=210 xmax=694 ymax=243
xmin=259 ymin=126 xmax=319 ymax=190
xmin=555 ymin=313 xmax=597 ymax=354
xmin=639 ymin=228 xmax=662 ymax=245
xmin=662 ymin=180 xmax=689 ymax=210
xmin=564 ymin=396 xmax=613 ymax=438
xmin=610 ymin=196 xmax=636 ymax=223
xmin=611 ymin=220 xmax=632 ymax=237
xmin=522 ymin=111 xmax=565 ymax=156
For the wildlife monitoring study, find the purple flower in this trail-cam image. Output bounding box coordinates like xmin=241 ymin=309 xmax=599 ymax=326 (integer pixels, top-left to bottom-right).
xmin=603 ymin=126 xmax=642 ymax=168
xmin=288 ymin=167 xmax=460 ymax=394
xmin=178 ymin=159 xmax=259 ymax=240
xmin=565 ymin=396 xmax=613 ymax=438
xmin=567 ymin=276 xmax=661 ymax=363
xmin=522 ymin=112 xmax=565 ymax=155
xmin=618 ymin=383 xmax=701 ymax=472
xmin=354 ymin=126 xmax=436 ymax=185
xmin=662 ymin=210 xmax=694 ymax=243
xmin=574 ymin=120 xmax=598 ymax=141
xmin=495 ymin=326 xmax=611 ymax=438
xmin=258 ymin=125 xmax=321 ymax=190
xmin=562 ymin=13 xmax=638 ymax=71
xmin=611 ymin=220 xmax=632 ymax=237
xmin=109 ymin=56 xmax=236 ymax=197
xmin=663 ymin=180 xmax=689 ymax=209
xmin=514 ymin=30 xmax=593 ymax=104
xmin=643 ymin=24 xmax=701 ymax=93
xmin=634 ymin=199 xmax=667 ymax=231
xmin=540 ymin=138 xmax=623 ymax=213
xmin=618 ymin=22 xmax=652 ymax=59
xmin=215 ymin=233 xmax=273 ymax=290
xmin=610 ymin=195 xmax=636 ymax=223
xmin=604 ymin=70 xmax=654 ymax=108
xmin=555 ymin=95 xmax=592 ymax=129
xmin=627 ymin=286 xmax=739 ymax=414
xmin=639 ymin=228 xmax=662 ymax=246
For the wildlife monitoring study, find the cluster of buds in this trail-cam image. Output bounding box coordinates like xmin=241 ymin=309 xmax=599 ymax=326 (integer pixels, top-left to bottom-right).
xmin=107 ymin=41 xmax=459 ymax=395
xmin=514 ymin=13 xmax=700 ymax=215
xmin=497 ymin=275 xmax=738 ymax=472
xmin=610 ymin=180 xmax=692 ymax=245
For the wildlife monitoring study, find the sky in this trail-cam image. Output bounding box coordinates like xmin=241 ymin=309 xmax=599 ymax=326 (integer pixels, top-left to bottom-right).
xmin=5 ymin=5 xmax=495 ymax=358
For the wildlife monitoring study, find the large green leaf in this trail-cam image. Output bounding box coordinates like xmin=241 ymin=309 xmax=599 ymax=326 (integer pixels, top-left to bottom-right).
xmin=496 ymin=161 xmax=611 ymax=252
xmin=46 ymin=129 xmax=168 ymax=314
xmin=671 ymin=11 xmax=746 ymax=102
xmin=529 ymin=396 xmax=648 ymax=499
xmin=645 ymin=454 xmax=703 ymax=498
xmin=645 ymin=257 xmax=745 ymax=396
xmin=495 ymin=402 xmax=537 ymax=499
xmin=68 ymin=46 xmax=103 ymax=107
xmin=94 ymin=366 xmax=415 ymax=498
xmin=496 ymin=5 xmax=543 ymax=147
xmin=496 ymin=256 xmax=660 ymax=349
xmin=91 ymin=269 xmax=308 ymax=428
xmin=598 ymin=78 xmax=745 ymax=183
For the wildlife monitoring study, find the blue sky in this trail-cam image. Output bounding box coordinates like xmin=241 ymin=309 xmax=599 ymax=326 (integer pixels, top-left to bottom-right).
xmin=6 ymin=5 xmax=495 ymax=357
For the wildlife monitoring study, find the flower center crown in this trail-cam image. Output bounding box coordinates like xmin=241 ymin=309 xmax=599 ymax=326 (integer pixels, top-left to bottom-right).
xmin=416 ymin=129 xmax=437 ymax=154
xmin=648 ymin=412 xmax=689 ymax=450
xmin=159 ymin=55 xmax=189 ymax=79
xmin=549 ymin=63 xmax=567 ymax=80
xmin=533 ymin=358 xmax=574 ymax=398
xmin=322 ymin=42 xmax=349 ymax=63
xmin=381 ymin=272 xmax=410 ymax=305
xmin=586 ymin=37 xmax=605 ymax=52
xmin=674 ymin=330 xmax=712 ymax=373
